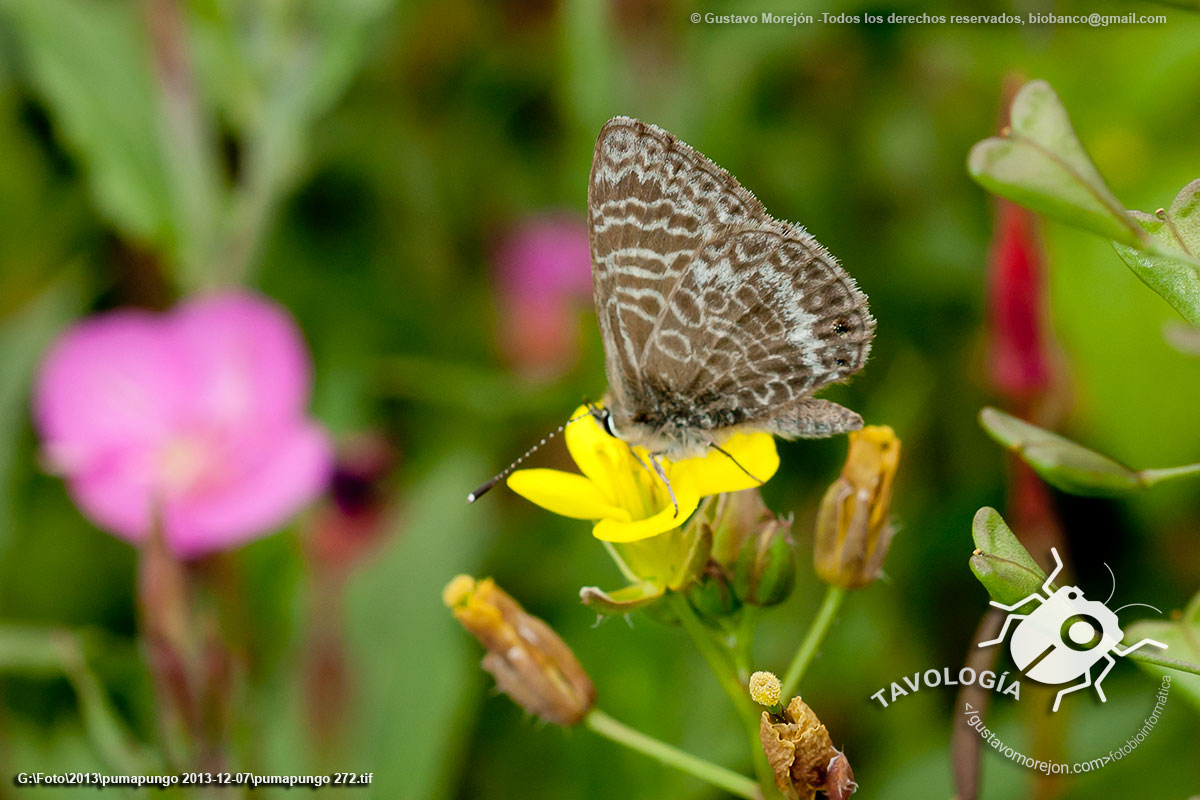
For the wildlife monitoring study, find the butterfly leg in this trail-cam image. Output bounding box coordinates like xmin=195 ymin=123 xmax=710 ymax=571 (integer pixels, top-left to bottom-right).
xmin=625 ymin=446 xmax=680 ymax=517
xmin=649 ymin=454 xmax=680 ymax=517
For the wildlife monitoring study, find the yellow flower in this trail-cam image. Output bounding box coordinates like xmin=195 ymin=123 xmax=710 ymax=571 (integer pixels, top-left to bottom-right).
xmin=507 ymin=406 xmax=780 ymax=543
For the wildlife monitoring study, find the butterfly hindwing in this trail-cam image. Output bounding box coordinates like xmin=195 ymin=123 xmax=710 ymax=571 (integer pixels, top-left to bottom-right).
xmin=633 ymin=227 xmax=874 ymax=435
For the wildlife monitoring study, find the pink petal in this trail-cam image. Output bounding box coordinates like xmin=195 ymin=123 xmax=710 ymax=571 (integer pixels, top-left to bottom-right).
xmin=33 ymin=311 xmax=189 ymax=470
xmin=164 ymin=422 xmax=333 ymax=557
xmin=64 ymin=446 xmax=157 ymax=541
xmin=169 ymin=291 xmax=313 ymax=430
xmin=495 ymin=214 xmax=593 ymax=302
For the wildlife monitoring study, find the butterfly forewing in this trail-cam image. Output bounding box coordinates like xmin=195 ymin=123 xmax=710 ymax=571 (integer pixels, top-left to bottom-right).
xmin=588 ymin=117 xmax=768 ymax=407
xmin=588 ymin=117 xmax=874 ymax=455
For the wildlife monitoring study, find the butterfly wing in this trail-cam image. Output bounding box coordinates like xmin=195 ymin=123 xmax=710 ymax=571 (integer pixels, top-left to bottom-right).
xmin=588 ymin=117 xmax=769 ymax=410
xmin=637 ymin=227 xmax=875 ymax=439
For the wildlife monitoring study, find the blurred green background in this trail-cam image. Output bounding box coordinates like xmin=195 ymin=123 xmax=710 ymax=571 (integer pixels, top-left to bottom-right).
xmin=1 ymin=1 xmax=1198 ymax=798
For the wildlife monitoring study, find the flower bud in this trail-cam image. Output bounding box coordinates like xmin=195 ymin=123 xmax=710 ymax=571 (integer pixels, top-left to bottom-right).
xmin=705 ymin=489 xmax=774 ymax=568
xmin=685 ymin=562 xmax=741 ymax=619
xmin=444 ymin=575 xmax=595 ymax=726
xmin=760 ymin=695 xmax=856 ymax=799
xmin=733 ymin=515 xmax=796 ymax=606
xmin=814 ymin=426 xmax=900 ymax=590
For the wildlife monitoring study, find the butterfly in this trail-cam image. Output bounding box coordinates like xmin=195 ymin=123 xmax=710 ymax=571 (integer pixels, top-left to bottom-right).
xmin=587 ymin=116 xmax=874 ymax=462
xmin=468 ymin=118 xmax=874 ymax=504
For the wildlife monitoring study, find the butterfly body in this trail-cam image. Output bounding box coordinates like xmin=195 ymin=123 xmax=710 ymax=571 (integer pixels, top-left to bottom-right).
xmin=588 ymin=117 xmax=875 ymax=460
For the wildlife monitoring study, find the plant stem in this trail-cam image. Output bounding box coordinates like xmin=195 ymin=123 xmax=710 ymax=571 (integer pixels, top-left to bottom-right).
xmin=585 ymin=709 xmax=761 ymax=800
xmin=668 ymin=593 xmax=746 ymax=711
xmin=781 ymin=586 xmax=846 ymax=699
xmin=1140 ymin=462 xmax=1200 ymax=486
xmin=667 ymin=594 xmax=779 ymax=797
xmin=731 ymin=606 xmax=760 ymax=684
xmin=1125 ymin=649 xmax=1200 ymax=676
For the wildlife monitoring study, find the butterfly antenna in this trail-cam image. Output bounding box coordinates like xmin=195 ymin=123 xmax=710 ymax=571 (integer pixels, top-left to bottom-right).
xmin=708 ymin=442 xmax=765 ymax=484
xmin=466 ymin=411 xmax=591 ymax=503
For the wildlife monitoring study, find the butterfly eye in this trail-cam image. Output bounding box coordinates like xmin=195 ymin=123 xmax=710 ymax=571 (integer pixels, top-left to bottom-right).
xmin=602 ymin=411 xmax=619 ymax=438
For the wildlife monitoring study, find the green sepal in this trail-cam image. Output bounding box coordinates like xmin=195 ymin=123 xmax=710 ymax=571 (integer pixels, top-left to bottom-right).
xmin=579 ymin=581 xmax=664 ymax=616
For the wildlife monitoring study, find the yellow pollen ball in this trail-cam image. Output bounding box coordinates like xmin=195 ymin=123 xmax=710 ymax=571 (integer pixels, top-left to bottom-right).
xmin=749 ymin=670 xmax=782 ymax=706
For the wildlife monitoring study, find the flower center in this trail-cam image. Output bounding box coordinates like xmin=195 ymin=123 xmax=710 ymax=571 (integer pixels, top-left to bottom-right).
xmin=157 ymin=434 xmax=215 ymax=495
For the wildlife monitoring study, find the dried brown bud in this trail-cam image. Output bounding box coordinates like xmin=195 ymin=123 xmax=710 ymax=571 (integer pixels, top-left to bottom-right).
xmin=444 ymin=575 xmax=595 ymax=725
xmin=760 ymin=696 xmax=856 ymax=800
xmin=824 ymin=751 xmax=858 ymax=800
xmin=814 ymin=426 xmax=900 ymax=590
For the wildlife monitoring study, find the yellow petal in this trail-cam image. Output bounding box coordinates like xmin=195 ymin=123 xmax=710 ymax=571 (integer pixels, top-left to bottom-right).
xmin=592 ymin=489 xmax=700 ymax=543
xmin=563 ymin=404 xmax=631 ymax=488
xmin=507 ymin=469 xmax=631 ymax=521
xmin=673 ymin=432 xmax=780 ymax=497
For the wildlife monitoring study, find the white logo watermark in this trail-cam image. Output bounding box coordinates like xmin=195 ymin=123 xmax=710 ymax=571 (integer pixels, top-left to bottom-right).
xmin=870 ymin=546 xmax=1171 ymax=772
xmin=977 ymin=547 xmax=1166 ymax=711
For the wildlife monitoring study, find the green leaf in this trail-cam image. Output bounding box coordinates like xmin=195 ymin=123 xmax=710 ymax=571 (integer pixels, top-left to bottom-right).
xmin=579 ymin=581 xmax=665 ymax=615
xmin=979 ymin=407 xmax=1200 ymax=495
xmin=1126 ymin=591 xmax=1200 ymax=713
xmin=967 ymin=80 xmax=1146 ymax=248
xmin=0 ymin=273 xmax=85 ymax=548
xmin=0 ymin=624 xmax=64 ymax=673
xmin=2 ymin=0 xmax=173 ymax=249
xmin=342 ymin=452 xmax=492 ymax=800
xmin=0 ymin=626 xmax=153 ymax=773
xmin=1113 ymin=179 xmax=1200 ymax=326
xmin=968 ymin=507 xmax=1047 ymax=612
xmin=979 ymin=407 xmax=1145 ymax=496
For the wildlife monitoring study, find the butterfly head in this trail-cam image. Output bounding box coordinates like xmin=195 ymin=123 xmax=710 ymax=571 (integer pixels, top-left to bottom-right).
xmin=585 ymin=402 xmax=622 ymax=440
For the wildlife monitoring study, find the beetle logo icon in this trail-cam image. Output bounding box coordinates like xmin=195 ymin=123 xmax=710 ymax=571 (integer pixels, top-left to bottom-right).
xmin=978 ymin=547 xmax=1166 ymax=711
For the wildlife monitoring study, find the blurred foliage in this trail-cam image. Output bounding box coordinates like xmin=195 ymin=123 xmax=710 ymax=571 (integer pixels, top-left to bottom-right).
xmin=969 ymin=79 xmax=1200 ymax=326
xmin=0 ymin=1 xmax=1199 ymax=799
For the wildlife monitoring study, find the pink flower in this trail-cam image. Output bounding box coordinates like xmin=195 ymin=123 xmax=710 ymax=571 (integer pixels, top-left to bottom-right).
xmin=494 ymin=214 xmax=594 ymax=378
xmin=33 ymin=291 xmax=334 ymax=557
